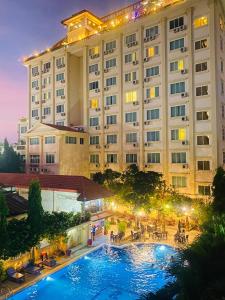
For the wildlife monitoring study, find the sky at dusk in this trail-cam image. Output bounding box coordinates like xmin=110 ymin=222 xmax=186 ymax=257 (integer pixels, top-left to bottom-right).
xmin=0 ymin=0 xmax=135 ymax=143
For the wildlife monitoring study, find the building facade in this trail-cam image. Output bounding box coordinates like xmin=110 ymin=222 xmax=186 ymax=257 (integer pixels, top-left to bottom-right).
xmin=14 ymin=117 xmax=29 ymax=160
xmin=25 ymin=123 xmax=89 ymax=177
xmin=23 ymin=0 xmax=225 ymax=197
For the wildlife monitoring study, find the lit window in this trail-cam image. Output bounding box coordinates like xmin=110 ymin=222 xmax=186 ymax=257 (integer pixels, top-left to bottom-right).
xmin=125 ymin=91 xmax=137 ymax=103
xmin=194 ymin=16 xmax=208 ymax=28
xmin=171 ymin=128 xmax=186 ymax=141
xmin=146 ymin=86 xmax=159 ymax=99
xmin=170 ymin=60 xmax=184 ymax=72
xmin=90 ymin=98 xmax=98 ymax=109
xmin=89 ymin=47 xmax=99 ymax=56
xmin=146 ymin=46 xmax=159 ymax=58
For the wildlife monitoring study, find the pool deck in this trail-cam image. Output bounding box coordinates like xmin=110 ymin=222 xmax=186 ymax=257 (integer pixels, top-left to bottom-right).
xmin=0 ymin=227 xmax=199 ymax=299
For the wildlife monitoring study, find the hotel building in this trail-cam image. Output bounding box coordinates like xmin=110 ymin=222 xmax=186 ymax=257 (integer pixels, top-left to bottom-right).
xmin=23 ymin=0 xmax=225 ymax=197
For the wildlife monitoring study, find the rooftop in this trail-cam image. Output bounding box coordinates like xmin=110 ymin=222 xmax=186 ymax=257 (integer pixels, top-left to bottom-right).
xmin=0 ymin=173 xmax=112 ymax=201
xmin=24 ymin=0 xmax=184 ymax=62
xmin=4 ymin=191 xmax=28 ymax=217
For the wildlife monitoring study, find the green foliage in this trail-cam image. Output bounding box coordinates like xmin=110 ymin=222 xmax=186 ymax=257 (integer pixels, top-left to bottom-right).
xmin=0 ymin=261 xmax=6 ymax=282
xmin=93 ymin=164 xmax=163 ymax=210
xmin=0 ymin=139 xmax=24 ymax=173
xmin=0 ymin=192 xmax=9 ymax=259
xmin=212 ymin=167 xmax=225 ymax=214
xmin=118 ymin=221 xmax=127 ymax=234
xmin=27 ymin=180 xmax=44 ymax=243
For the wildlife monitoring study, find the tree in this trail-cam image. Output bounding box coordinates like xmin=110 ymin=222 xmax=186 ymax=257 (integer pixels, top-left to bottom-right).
xmin=212 ymin=167 xmax=225 ymax=214
xmin=27 ymin=180 xmax=44 ymax=244
xmin=0 ymin=138 xmax=24 ymax=173
xmin=0 ymin=192 xmax=9 ymax=259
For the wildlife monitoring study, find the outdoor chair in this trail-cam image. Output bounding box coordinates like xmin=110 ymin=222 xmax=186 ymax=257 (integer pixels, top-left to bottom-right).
xmin=7 ymin=267 xmax=25 ymax=283
xmin=23 ymin=264 xmax=42 ymax=275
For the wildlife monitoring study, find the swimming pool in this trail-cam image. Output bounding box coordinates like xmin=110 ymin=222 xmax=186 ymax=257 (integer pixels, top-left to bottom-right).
xmin=9 ymin=243 xmax=178 ymax=300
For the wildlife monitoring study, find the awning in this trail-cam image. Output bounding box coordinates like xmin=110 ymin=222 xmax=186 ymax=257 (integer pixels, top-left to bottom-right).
xmin=90 ymin=211 xmax=112 ymax=222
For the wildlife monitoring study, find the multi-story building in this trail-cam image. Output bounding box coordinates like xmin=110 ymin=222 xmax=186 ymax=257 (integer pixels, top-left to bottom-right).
xmin=23 ymin=0 xmax=225 ymax=197
xmin=14 ymin=117 xmax=29 ymax=159
xmin=25 ymin=123 xmax=89 ymax=177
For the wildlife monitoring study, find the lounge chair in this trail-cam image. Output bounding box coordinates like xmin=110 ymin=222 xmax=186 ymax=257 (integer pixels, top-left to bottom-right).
xmin=7 ymin=268 xmax=25 ymax=283
xmin=42 ymin=259 xmax=57 ymax=267
xmin=23 ymin=264 xmax=42 ymax=275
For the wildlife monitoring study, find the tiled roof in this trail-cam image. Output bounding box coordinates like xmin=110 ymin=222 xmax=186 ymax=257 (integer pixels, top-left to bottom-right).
xmin=4 ymin=192 xmax=28 ymax=217
xmin=44 ymin=123 xmax=86 ymax=133
xmin=0 ymin=173 xmax=112 ymax=201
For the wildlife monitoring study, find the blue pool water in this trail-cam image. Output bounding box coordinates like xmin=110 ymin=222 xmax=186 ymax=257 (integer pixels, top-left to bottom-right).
xmin=10 ymin=244 xmax=177 ymax=300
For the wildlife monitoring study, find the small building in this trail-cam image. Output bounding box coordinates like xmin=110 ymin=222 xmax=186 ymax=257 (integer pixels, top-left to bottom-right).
xmin=0 ymin=173 xmax=111 ymax=216
xmin=25 ymin=123 xmax=89 ymax=177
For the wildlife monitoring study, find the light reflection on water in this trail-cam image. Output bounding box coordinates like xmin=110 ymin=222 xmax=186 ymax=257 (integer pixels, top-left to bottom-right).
xmin=10 ymin=243 xmax=178 ymax=300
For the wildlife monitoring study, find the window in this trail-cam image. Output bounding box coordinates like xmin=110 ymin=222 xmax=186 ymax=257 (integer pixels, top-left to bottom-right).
xmin=90 ymin=154 xmax=99 ymax=164
xmin=106 ymin=115 xmax=117 ymax=125
xmin=32 ymin=80 xmax=38 ymax=88
xmin=169 ymin=17 xmax=184 ymax=30
xmin=147 ymin=153 xmax=160 ymax=163
xmin=146 ymin=109 xmax=159 ymax=120
xmin=221 ymin=80 xmax=224 ymax=94
xmin=126 ymin=33 xmax=136 ymax=44
xmin=170 ymin=38 xmax=184 ymax=50
xmin=125 ymin=112 xmax=137 ymax=123
xmin=105 ymin=40 xmax=116 ymax=51
xmin=30 ymin=138 xmax=39 ymax=145
xmin=170 ymin=60 xmax=184 ymax=72
xmin=125 ymin=52 xmax=137 ymax=63
xmin=43 ymin=107 xmax=51 ymax=115
xmin=221 ymin=60 xmax=224 ymax=73
xmin=89 ymin=81 xmax=99 ymax=90
xmin=195 ymin=62 xmax=207 ymax=72
xmin=43 ymin=62 xmax=51 ymax=72
xmin=145 ymin=46 xmax=159 ymax=58
xmin=196 ymin=85 xmax=208 ymax=96
xmin=107 ymin=135 xmax=117 ymax=144
xmin=90 ymin=136 xmax=99 ymax=145
xmin=20 ymin=127 xmax=27 ymax=134
xmin=171 ymin=128 xmax=186 ymax=141
xmin=172 ymin=176 xmax=187 ymax=188
xmin=42 ymin=76 xmax=51 ymax=86
xmin=90 ymin=98 xmax=98 ymax=109
xmin=56 ymin=105 xmax=64 ymax=113
xmin=32 ymin=66 xmax=39 ymax=76
xmin=80 ymin=138 xmax=84 ymax=145
xmin=198 ymin=185 xmax=210 ymax=196
xmin=56 ymin=57 xmax=65 ymax=68
xmin=223 ymin=128 xmax=225 ymax=141
xmin=223 ymin=152 xmax=225 ymax=164
xmin=56 ymin=121 xmax=64 ymax=126
xmin=106 ymin=77 xmax=116 ymax=87
xmin=125 ymin=72 xmax=137 ymax=82
xmin=125 ymin=91 xmax=137 ymax=103
xmin=147 ymin=131 xmax=160 ymax=142
xmin=31 ymin=95 xmax=37 ymax=103
xmin=145 ymin=25 xmax=159 ymax=38
xmin=90 ymin=117 xmax=99 ymax=127
xmin=30 ymin=155 xmax=40 ymax=164
xmin=220 ymin=36 xmax=223 ymax=51
xmin=197 ymin=161 xmax=210 ymax=171
xmin=195 ymin=39 xmax=208 ymax=50
xmin=146 ymin=86 xmax=159 ymax=99
xmin=65 ymin=136 xmax=76 ymax=144
xmin=171 ymin=105 xmax=186 ymax=117
xmin=89 ymin=64 xmax=98 ymax=73
xmin=172 ymin=152 xmax=186 ymax=163
xmin=106 ymin=95 xmax=117 ymax=106
xmin=219 ymin=16 xmax=224 ymax=31
xmin=32 ymin=109 xmax=38 ymax=117
xmin=146 ymin=66 xmax=159 ymax=77
xmin=46 ymin=154 xmax=55 ymax=164
xmin=106 ymin=58 xmax=116 ymax=69
xmin=89 ymin=47 xmax=99 ymax=56
xmin=194 ymin=16 xmax=208 ymax=28
xmin=222 ymin=105 xmax=225 ymax=119
xmin=107 ymin=154 xmax=117 ymax=163
xmin=43 ymin=91 xmax=51 ymax=100
xmin=56 ymin=73 xmax=64 ymax=81
xmin=56 ymin=89 xmax=64 ymax=97
xmin=45 ymin=136 xmax=55 ymax=144
xmin=170 ymin=82 xmax=185 ymax=94
xmin=126 ymin=132 xmax=137 ymax=143
xmin=196 ymin=111 xmax=209 ymax=121
xmin=126 ymin=154 xmax=137 ymax=163
xmin=197 ymin=136 xmax=209 ymax=145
